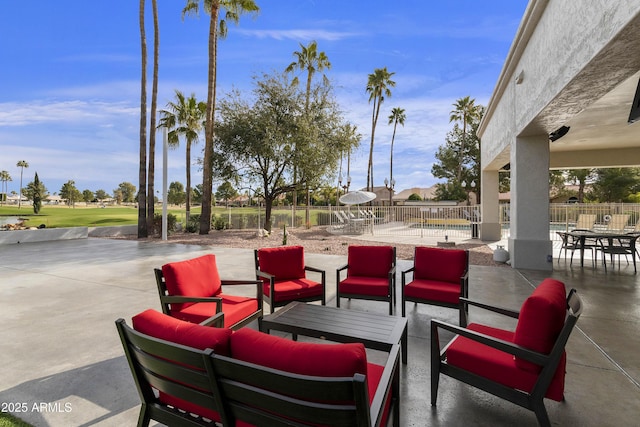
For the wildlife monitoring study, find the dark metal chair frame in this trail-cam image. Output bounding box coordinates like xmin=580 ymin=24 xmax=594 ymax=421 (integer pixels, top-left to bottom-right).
xmin=431 ymin=289 xmax=583 ymax=427
xmin=154 ymin=268 xmax=263 ymax=330
xmin=336 ymin=246 xmax=397 ymax=315
xmin=253 ymin=249 xmax=327 ymax=314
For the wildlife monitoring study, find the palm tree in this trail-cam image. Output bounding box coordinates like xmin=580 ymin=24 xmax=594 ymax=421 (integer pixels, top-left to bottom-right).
xmin=182 ymin=0 xmax=259 ymax=234
xmin=365 ymin=67 xmax=395 ymax=191
xmin=284 ymin=40 xmax=331 ymax=226
xmin=449 ymin=96 xmax=480 ymax=182
xmin=159 ymin=90 xmax=207 ymax=222
xmin=16 ymin=160 xmax=28 ymax=209
xmin=0 ymin=170 xmax=11 ymax=206
xmin=147 ymin=0 xmax=160 ymax=235
xmin=138 ymin=0 xmax=148 ymax=238
xmin=387 ymin=107 xmax=406 ymax=204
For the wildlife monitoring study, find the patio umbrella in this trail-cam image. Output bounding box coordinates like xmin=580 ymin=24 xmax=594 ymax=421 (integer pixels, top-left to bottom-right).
xmin=339 ymin=191 xmax=377 ymax=205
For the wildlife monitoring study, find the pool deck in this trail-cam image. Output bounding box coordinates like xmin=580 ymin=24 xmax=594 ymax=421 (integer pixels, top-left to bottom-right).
xmin=1 ymin=237 xmax=639 ymax=426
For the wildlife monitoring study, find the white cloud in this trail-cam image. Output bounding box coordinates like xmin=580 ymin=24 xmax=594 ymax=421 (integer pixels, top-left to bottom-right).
xmin=235 ymin=28 xmax=362 ymax=42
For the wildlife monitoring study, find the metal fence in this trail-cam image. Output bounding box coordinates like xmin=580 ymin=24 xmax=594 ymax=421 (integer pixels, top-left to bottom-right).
xmin=213 ymin=203 xmax=640 ymax=242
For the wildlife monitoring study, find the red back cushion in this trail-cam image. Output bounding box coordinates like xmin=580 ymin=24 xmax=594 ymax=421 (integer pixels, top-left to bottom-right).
xmin=347 ymin=246 xmax=394 ymax=278
xmin=514 ymin=279 xmax=567 ymax=372
xmin=230 ymin=328 xmax=367 ymax=377
xmin=161 ymin=254 xmax=222 ymax=310
xmin=257 ymin=246 xmax=306 ymax=280
xmin=132 ymin=308 xmax=232 ymax=356
xmin=414 ymin=247 xmax=467 ymax=283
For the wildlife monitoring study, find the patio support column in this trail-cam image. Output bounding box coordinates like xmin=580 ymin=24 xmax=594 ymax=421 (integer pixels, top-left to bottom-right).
xmin=508 ymin=134 xmax=553 ymax=270
xmin=480 ymin=169 xmax=501 ymax=240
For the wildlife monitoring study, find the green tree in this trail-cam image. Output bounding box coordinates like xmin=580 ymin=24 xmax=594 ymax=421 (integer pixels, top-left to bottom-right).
xmin=433 ymin=105 xmax=485 ymax=203
xmin=0 ymin=170 xmax=11 ymax=205
xmin=215 ymin=72 xmax=356 ymax=231
xmin=60 ymin=180 xmax=82 ymax=207
xmin=449 ymin=96 xmax=481 ymax=182
xmin=167 ymin=181 xmax=186 ymax=206
xmin=285 ymin=40 xmax=332 ymax=225
xmin=182 ymin=0 xmax=260 ymax=235
xmin=215 ymin=181 xmax=238 ymax=206
xmin=82 ymin=189 xmax=94 ymax=203
xmin=365 ymin=67 xmax=395 ymax=191
xmin=589 ymin=168 xmax=640 ymax=202
xmin=567 ymin=168 xmax=595 ymax=202
xmin=16 ymin=160 xmax=29 ymax=208
xmin=32 ymin=173 xmax=43 ymax=214
xmin=159 ymin=90 xmax=207 ymax=223
xmin=115 ymin=182 xmax=137 ymax=203
xmin=95 ymin=189 xmax=109 ymax=202
xmin=386 ymin=107 xmax=406 ymax=204
xmin=408 ymin=193 xmax=422 ymax=201
xmin=23 ymin=173 xmax=47 ymax=212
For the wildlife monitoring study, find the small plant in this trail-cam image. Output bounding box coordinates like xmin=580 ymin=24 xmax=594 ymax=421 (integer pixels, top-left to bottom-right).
xmin=282 ymin=223 xmax=287 ymax=245
xmin=153 ymin=212 xmax=177 ymax=235
xmin=213 ymin=215 xmax=227 ymax=231
xmin=185 ymin=214 xmax=200 ymax=233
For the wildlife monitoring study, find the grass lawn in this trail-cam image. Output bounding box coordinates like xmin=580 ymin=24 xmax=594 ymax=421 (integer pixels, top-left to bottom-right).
xmin=0 ymin=413 xmax=32 ymax=427
xmin=0 ymin=205 xmax=198 ymax=228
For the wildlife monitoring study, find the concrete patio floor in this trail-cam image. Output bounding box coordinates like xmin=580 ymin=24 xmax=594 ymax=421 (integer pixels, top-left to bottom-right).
xmin=1 ymin=237 xmax=639 ymax=426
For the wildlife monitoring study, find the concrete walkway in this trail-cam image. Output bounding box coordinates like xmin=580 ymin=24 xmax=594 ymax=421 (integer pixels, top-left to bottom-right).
xmin=1 ymin=237 xmax=639 ymax=426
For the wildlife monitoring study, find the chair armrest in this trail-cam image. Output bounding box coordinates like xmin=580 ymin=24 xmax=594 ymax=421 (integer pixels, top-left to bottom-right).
xmin=160 ymin=295 xmax=223 ymax=312
xmin=388 ymin=265 xmax=396 ymax=276
xmin=369 ymin=343 xmax=400 ymax=427
xmin=198 ymin=312 xmax=225 ymax=328
xmin=221 ymin=279 xmax=264 ymax=300
xmin=431 ymin=319 xmax=549 ymax=366
xmin=459 ymin=297 xmax=520 ymax=319
xmin=255 ymin=270 xmax=274 ymax=281
xmin=336 ymin=264 xmax=349 ymax=283
xmin=304 ymin=265 xmax=326 ymax=285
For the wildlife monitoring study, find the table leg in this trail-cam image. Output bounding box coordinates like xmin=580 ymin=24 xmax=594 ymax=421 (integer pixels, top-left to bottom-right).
xmin=401 ymin=325 xmax=408 ymax=364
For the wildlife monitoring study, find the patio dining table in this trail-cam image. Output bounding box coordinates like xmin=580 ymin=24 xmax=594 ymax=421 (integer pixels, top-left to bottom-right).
xmin=568 ymin=230 xmax=639 ymax=270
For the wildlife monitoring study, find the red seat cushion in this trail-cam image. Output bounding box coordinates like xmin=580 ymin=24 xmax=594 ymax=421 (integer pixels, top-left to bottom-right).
xmin=514 ymin=279 xmax=567 ymax=372
xmin=339 ymin=276 xmax=391 ymax=297
xmin=446 ymin=323 xmax=566 ymax=401
xmin=230 ymin=328 xmax=390 ymax=426
xmin=414 ymin=247 xmax=467 ymax=283
xmin=172 ymin=293 xmax=258 ymax=328
xmin=265 ymin=278 xmax=323 ymax=302
xmin=161 ymin=254 xmax=222 ymax=311
xmin=131 ymin=309 xmax=233 ymax=422
xmin=258 ymin=246 xmax=306 ymax=280
xmin=347 ymin=245 xmax=394 ymax=278
xmin=404 ymin=278 xmax=461 ymax=304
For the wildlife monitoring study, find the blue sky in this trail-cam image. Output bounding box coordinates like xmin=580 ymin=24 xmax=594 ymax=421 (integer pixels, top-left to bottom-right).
xmin=0 ymin=0 xmax=528 ymax=197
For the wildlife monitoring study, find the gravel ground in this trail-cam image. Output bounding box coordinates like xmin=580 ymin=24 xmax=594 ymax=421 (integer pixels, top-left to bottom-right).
xmin=121 ymin=227 xmax=507 ymax=267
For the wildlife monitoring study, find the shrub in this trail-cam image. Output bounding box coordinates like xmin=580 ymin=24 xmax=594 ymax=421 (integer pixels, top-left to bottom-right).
xmin=185 ymin=214 xmax=200 ymax=233
xmin=153 ymin=212 xmax=177 ymax=235
xmin=213 ymin=215 xmax=228 ymax=230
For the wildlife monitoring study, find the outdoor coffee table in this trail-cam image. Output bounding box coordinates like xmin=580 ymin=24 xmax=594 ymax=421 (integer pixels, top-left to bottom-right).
xmin=260 ymin=301 xmax=408 ymax=364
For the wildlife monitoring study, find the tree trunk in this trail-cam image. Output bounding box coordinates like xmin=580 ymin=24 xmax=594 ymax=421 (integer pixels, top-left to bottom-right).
xmin=146 ymin=0 xmax=159 ymax=235
xmin=200 ymin=5 xmax=219 ymax=235
xmin=137 ymin=0 xmax=148 ymax=238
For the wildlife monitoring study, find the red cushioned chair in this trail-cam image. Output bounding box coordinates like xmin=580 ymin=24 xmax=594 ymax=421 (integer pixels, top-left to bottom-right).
xmin=431 ymin=279 xmax=583 ymax=427
xmin=401 ymin=247 xmax=469 ymax=325
xmin=337 ymin=245 xmax=396 ymax=315
xmin=116 ymin=309 xmax=233 ymax=427
xmin=155 ymin=254 xmax=263 ymax=330
xmin=219 ymin=327 xmax=400 ymax=426
xmin=254 ymin=246 xmax=326 ymax=313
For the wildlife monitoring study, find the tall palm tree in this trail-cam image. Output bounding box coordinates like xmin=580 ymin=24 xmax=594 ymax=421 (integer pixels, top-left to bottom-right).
xmin=159 ymin=90 xmax=207 ymax=222
xmin=147 ymin=0 xmax=160 ymax=235
xmin=138 ymin=0 xmax=148 ymax=238
xmin=284 ymin=40 xmax=331 ymax=226
xmin=16 ymin=160 xmax=28 ymax=209
xmin=0 ymin=170 xmax=11 ymax=206
xmin=449 ymin=96 xmax=480 ymax=182
xmin=365 ymin=67 xmax=395 ymax=191
xmin=183 ymin=0 xmax=259 ymax=234
xmin=387 ymin=107 xmax=406 ymax=204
